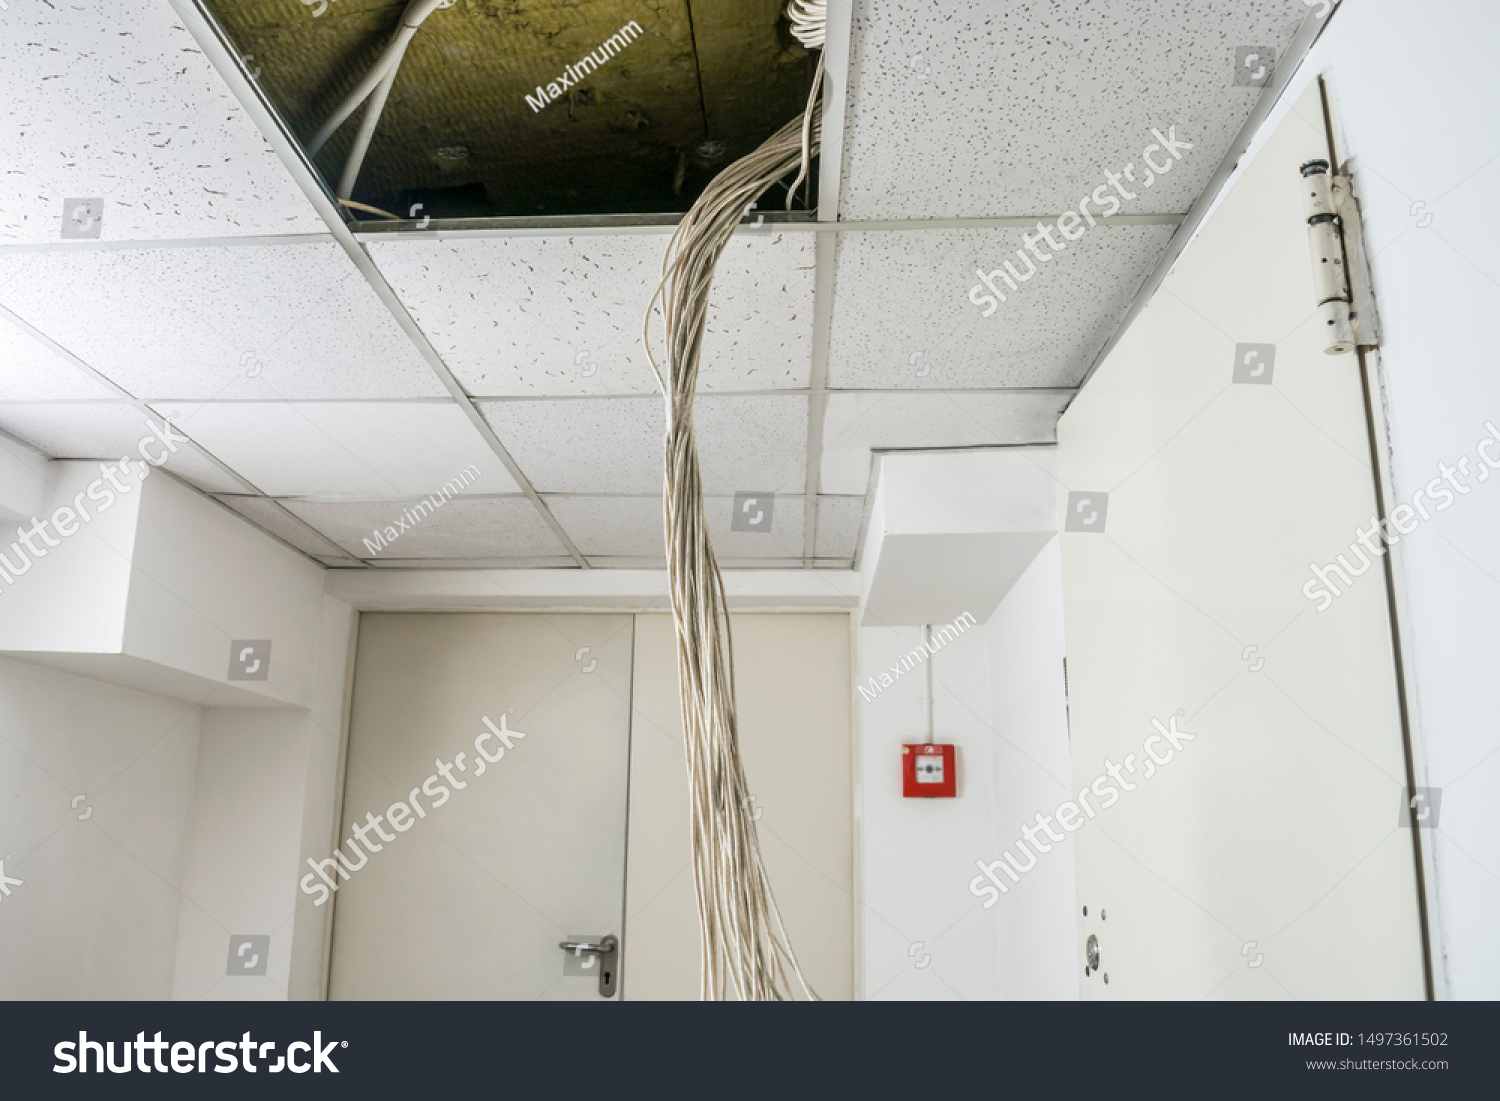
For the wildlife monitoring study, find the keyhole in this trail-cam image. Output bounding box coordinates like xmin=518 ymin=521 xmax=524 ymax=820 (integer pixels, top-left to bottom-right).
xmin=603 ymin=971 xmax=611 ymax=984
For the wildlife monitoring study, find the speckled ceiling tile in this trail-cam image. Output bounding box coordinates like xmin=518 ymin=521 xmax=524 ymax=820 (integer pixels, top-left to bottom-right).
xmin=838 ymin=0 xmax=1307 ymax=220
xmin=0 ymin=1 xmax=324 ymax=243
xmin=214 ymin=495 xmax=349 ymax=558
xmin=0 ymin=320 xmax=117 ymax=400
xmin=0 ymin=244 xmax=442 ymax=399
xmin=546 ymin=494 xmax=806 ymax=560
xmin=147 ymin=400 xmax=520 ymax=497
xmin=0 ymin=400 xmax=250 ymax=492
xmin=367 ymin=231 xmax=814 ymax=396
xmin=827 ymin=224 xmax=1176 ymax=389
xmin=815 ymin=496 xmax=866 ymax=559
xmin=281 ymin=497 xmax=565 ymax=560
xmin=480 ymin=394 xmax=808 ymax=495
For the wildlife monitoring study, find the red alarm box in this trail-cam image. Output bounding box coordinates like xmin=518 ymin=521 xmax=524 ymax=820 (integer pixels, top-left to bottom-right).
xmin=902 ymin=744 xmax=956 ymax=798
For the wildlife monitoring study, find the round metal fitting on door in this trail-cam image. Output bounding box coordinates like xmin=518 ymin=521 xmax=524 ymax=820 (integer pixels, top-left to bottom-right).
xmin=1086 ymin=934 xmax=1100 ymax=971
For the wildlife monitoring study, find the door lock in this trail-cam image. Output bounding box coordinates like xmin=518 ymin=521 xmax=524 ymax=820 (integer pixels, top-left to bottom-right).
xmin=1086 ymin=933 xmax=1100 ymax=972
xmin=559 ymin=935 xmax=619 ymax=998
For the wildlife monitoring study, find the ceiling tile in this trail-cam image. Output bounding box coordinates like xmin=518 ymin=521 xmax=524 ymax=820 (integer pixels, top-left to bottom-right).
xmin=213 ymin=495 xmax=347 ymax=558
xmin=815 ymin=496 xmax=866 ymax=559
xmin=837 ymin=0 xmax=1306 ymax=220
xmin=280 ymin=498 xmax=564 ymax=559
xmin=367 ymin=232 xmax=814 ymax=396
xmin=545 ymin=496 xmax=664 ymax=558
xmin=547 ymin=495 xmax=805 ymax=559
xmin=481 ymin=395 xmax=808 ymax=494
xmin=0 ymin=0 xmax=324 ymax=243
xmin=819 ymin=394 xmax=1064 ymax=494
xmin=149 ymin=401 xmax=520 ymax=497
xmin=827 ymin=226 xmax=1175 ymax=389
xmin=149 ymin=445 xmax=252 ymax=495
xmin=0 ymin=323 xmax=116 ymax=400
xmin=0 ymin=245 xmax=443 ymax=400
xmin=0 ymin=401 xmax=250 ymax=492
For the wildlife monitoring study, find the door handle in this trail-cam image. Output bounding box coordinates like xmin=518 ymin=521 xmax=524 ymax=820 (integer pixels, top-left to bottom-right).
xmin=558 ymin=940 xmax=611 ymax=955
xmin=559 ymin=934 xmax=618 ymax=998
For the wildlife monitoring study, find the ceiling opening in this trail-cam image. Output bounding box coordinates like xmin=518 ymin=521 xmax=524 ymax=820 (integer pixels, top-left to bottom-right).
xmin=205 ymin=0 xmax=821 ymax=223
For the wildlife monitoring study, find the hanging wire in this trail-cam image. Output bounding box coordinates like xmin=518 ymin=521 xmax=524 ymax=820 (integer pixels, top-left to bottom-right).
xmin=640 ymin=2 xmax=826 ymax=1001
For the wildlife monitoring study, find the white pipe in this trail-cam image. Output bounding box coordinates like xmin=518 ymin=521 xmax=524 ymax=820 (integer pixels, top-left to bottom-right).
xmin=922 ymin=624 xmax=934 ymax=745
xmin=306 ymin=0 xmax=450 ymax=161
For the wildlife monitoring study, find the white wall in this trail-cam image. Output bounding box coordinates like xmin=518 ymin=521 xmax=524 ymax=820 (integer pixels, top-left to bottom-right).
xmin=125 ymin=474 xmax=328 ymax=709
xmin=982 ymin=539 xmax=1078 ymax=997
xmin=0 ymin=459 xmax=141 ymax=656
xmin=1223 ymin=0 xmax=1500 ymax=1001
xmin=858 ymin=539 xmax=1075 ymax=1000
xmin=172 ymin=597 xmax=352 ymax=1000
xmin=0 ymin=462 xmax=352 ymax=999
xmin=0 ymin=432 xmax=50 ymax=525
xmin=0 ymin=654 xmax=200 ymax=998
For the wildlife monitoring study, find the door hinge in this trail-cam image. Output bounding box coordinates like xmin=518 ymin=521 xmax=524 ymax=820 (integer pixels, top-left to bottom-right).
xmin=1299 ymin=159 xmax=1380 ymax=355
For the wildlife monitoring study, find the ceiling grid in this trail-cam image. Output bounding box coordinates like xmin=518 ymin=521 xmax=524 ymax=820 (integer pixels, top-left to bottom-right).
xmin=0 ymin=0 xmax=1313 ymax=571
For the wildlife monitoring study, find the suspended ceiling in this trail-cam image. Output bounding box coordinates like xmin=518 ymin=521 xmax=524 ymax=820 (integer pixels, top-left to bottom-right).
xmin=0 ymin=0 xmax=1311 ymax=571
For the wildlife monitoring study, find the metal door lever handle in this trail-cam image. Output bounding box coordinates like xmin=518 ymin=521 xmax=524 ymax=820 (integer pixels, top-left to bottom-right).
xmin=559 ymin=940 xmax=611 ymax=954
xmin=559 ymin=935 xmax=619 ymax=998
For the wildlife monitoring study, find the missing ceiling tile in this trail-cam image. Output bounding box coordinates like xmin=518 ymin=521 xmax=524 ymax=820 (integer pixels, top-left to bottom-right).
xmin=204 ymin=0 xmax=820 ymax=221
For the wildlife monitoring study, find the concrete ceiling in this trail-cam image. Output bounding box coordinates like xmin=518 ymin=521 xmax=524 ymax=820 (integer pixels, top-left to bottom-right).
xmin=0 ymin=0 xmax=1312 ymax=571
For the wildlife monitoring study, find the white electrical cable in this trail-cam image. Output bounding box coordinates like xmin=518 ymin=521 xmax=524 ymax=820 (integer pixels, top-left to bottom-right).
xmin=786 ymin=0 xmax=826 ymax=49
xmin=305 ymin=0 xmax=452 ymax=199
xmin=641 ymin=0 xmax=826 ymax=1001
xmin=337 ymin=40 xmax=408 ymax=199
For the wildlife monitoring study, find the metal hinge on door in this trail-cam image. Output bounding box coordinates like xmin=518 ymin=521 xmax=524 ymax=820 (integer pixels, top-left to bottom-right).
xmin=1299 ymin=159 xmax=1381 ymax=355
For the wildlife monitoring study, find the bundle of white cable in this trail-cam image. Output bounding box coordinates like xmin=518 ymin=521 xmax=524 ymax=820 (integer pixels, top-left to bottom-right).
xmin=786 ymin=0 xmax=826 ymax=49
xmin=306 ymin=0 xmax=453 ymax=200
xmin=642 ymin=2 xmax=825 ymax=1002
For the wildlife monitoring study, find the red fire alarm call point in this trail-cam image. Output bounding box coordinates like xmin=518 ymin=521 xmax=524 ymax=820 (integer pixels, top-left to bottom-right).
xmin=902 ymin=743 xmax=956 ymax=798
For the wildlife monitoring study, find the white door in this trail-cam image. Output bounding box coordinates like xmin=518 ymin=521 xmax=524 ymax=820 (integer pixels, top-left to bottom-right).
xmin=1056 ymin=83 xmax=1427 ymax=999
xmin=326 ymin=613 xmax=634 ymax=1000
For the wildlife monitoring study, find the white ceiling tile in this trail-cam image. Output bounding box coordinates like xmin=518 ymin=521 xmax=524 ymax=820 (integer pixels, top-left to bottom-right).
xmin=820 ymin=394 xmax=1065 ymax=494
xmin=545 ymin=496 xmax=664 ymax=557
xmin=213 ymin=495 xmax=347 ymax=558
xmin=815 ymin=496 xmax=866 ymax=559
xmin=153 ymin=444 xmax=252 ymax=494
xmin=367 ymin=233 xmax=814 ymax=395
xmin=828 ymin=226 xmax=1175 ymax=389
xmin=0 ymin=245 xmax=443 ymax=399
xmin=0 ymin=323 xmax=116 ymax=399
xmin=0 ymin=1 xmax=324 ymax=243
xmin=548 ymin=495 xmax=805 ymax=559
xmin=838 ymin=0 xmax=1306 ymax=220
xmin=149 ymin=401 xmax=520 ymax=497
xmin=281 ymin=498 xmax=564 ymax=559
xmin=481 ymin=395 xmax=807 ymax=495
xmin=0 ymin=401 xmax=250 ymax=492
